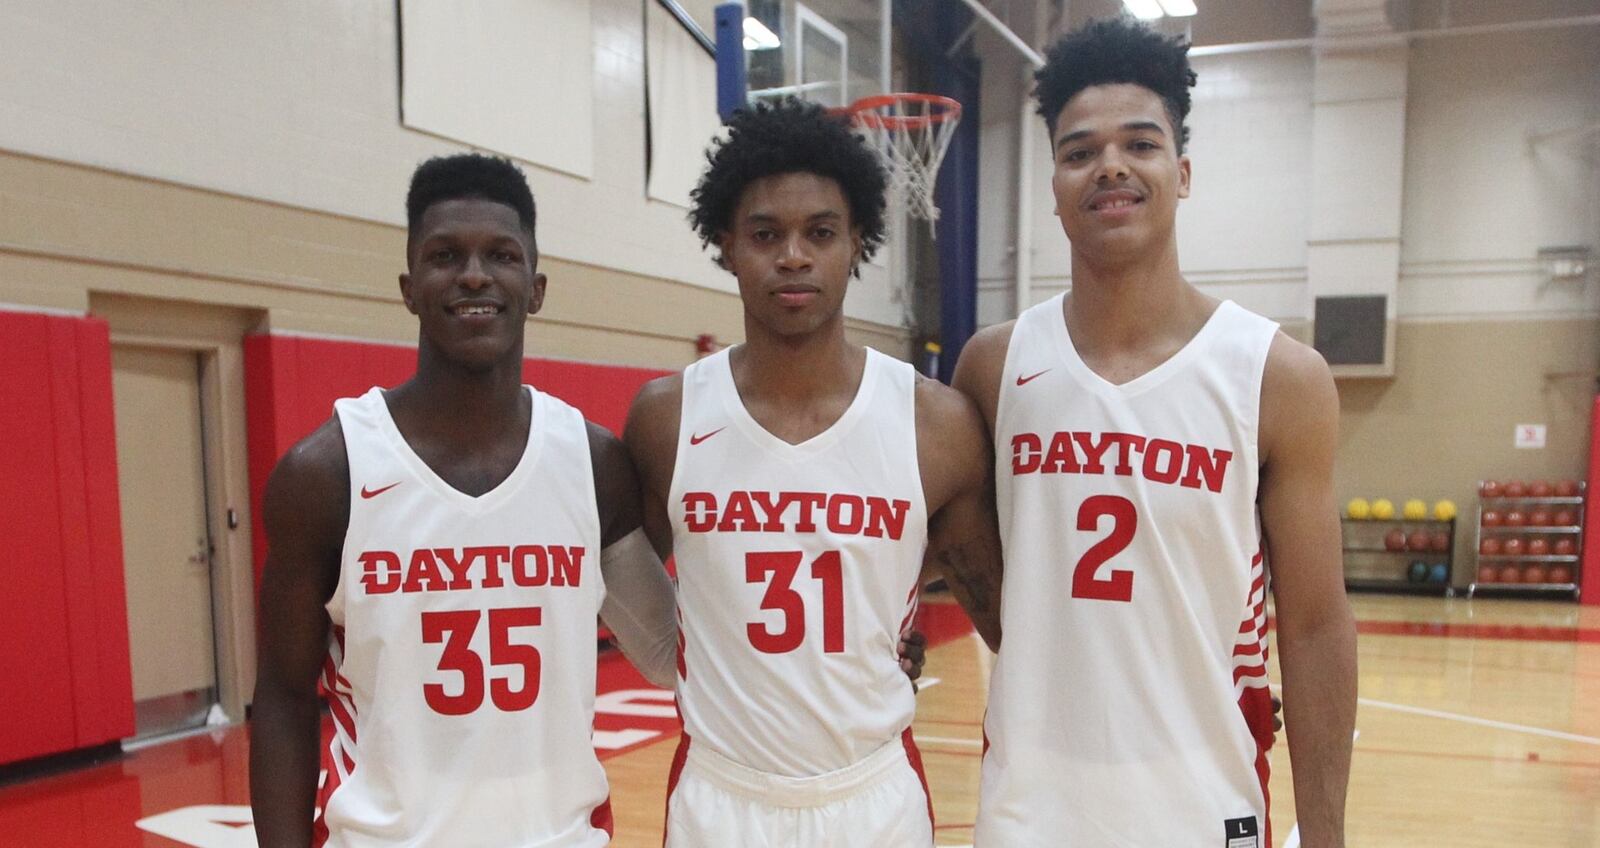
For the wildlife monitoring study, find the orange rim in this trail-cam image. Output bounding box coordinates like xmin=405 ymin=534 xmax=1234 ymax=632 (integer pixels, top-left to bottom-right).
xmin=838 ymin=93 xmax=962 ymax=131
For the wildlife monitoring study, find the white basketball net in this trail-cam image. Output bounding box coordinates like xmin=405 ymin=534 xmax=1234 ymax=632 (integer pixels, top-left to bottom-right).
xmin=847 ymin=94 xmax=963 ymax=223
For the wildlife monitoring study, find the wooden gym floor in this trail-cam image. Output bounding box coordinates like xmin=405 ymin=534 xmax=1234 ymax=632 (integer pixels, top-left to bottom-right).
xmin=0 ymin=593 xmax=1596 ymax=847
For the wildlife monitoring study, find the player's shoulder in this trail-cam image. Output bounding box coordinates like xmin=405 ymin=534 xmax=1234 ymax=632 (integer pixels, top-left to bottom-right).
xmin=269 ymin=415 xmax=349 ymax=496
xmin=914 ymin=373 xmax=983 ymax=432
xmin=952 ymin=320 xmax=1017 ymax=389
xmin=1259 ymin=331 xmax=1338 ymax=457
xmin=263 ymin=415 xmax=350 ymax=540
xmin=913 ymin=372 xmax=989 ymax=469
xmin=627 ymin=372 xmax=684 ymax=422
xmin=1263 ymin=330 xmax=1335 ymax=403
xmin=961 ymin=319 xmax=1018 ymax=366
xmin=623 ymin=371 xmax=685 ymax=474
xmin=585 ymin=418 xmax=624 ymax=458
xmin=585 ymin=419 xmax=633 ymax=480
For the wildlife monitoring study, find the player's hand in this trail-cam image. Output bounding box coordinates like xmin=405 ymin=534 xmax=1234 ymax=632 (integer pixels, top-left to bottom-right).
xmin=1272 ymin=693 xmax=1283 ymax=732
xmin=898 ymin=630 xmax=927 ymax=683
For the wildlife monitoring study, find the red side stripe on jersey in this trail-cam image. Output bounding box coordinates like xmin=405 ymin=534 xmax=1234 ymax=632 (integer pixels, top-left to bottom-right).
xmin=675 ymin=609 xmax=687 ymax=681
xmin=660 ymin=733 xmax=692 ymax=848
xmin=1258 ymin=747 xmax=1273 ymax=848
xmin=1233 ymin=663 xmax=1268 ymax=684
xmin=590 ymin=795 xmax=614 ymax=838
xmin=901 ymin=727 xmax=936 ymax=834
xmin=1238 ymin=683 xmax=1276 ymax=831
xmin=321 ymin=659 xmax=357 ymax=738
xmin=898 ymin=584 xmax=920 ymax=637
xmin=312 ymin=738 xmax=349 ymax=848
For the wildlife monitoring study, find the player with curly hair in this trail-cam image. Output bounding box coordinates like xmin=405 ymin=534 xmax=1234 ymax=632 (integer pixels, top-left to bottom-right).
xmin=626 ymin=98 xmax=1003 ymax=847
xmin=954 ymin=18 xmax=1355 ymax=847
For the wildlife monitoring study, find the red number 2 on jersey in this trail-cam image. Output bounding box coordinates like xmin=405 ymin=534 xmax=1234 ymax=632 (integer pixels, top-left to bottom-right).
xmin=1072 ymin=495 xmax=1137 ymax=602
xmin=746 ymin=550 xmax=845 ymax=654
xmin=421 ymin=606 xmax=542 ymax=715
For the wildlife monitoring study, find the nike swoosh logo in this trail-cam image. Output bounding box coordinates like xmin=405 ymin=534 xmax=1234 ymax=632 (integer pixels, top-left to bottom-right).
xmin=361 ymin=482 xmax=401 ymax=499
xmin=689 ymin=427 xmax=726 ymax=446
xmin=1016 ymin=369 xmax=1052 ymax=386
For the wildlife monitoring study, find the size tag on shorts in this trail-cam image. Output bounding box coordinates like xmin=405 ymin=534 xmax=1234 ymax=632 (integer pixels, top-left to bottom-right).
xmin=1224 ymin=816 xmax=1259 ymax=848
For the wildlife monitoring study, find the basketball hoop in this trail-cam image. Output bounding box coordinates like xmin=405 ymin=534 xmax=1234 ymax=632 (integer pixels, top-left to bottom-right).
xmin=839 ymin=93 xmax=963 ymax=223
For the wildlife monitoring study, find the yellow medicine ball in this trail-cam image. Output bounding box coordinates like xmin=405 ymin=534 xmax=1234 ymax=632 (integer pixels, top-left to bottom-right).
xmin=1433 ymin=499 xmax=1458 ymax=521
xmin=1402 ymin=499 xmax=1428 ymax=521
xmin=1346 ymin=498 xmax=1372 ymax=520
xmin=1371 ymin=498 xmax=1396 ymax=520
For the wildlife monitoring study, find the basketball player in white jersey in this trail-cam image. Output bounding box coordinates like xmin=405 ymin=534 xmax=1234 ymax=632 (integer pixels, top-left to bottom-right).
xmin=625 ymin=100 xmax=1003 ymax=847
xmin=954 ymin=19 xmax=1357 ymax=848
xmin=249 ymin=154 xmax=680 ymax=847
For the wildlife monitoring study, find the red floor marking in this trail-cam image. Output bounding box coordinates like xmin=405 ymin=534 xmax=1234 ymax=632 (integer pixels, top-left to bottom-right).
xmin=1353 ymin=619 xmax=1600 ymax=644
xmin=1357 ymin=648 xmax=1600 ymax=680
xmin=1354 ymin=745 xmax=1600 ymax=770
xmin=0 ymin=601 xmax=980 ymax=846
xmin=1269 ymin=616 xmax=1600 ymax=644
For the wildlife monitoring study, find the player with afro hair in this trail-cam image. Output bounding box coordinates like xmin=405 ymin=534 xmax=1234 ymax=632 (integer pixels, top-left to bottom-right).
xmin=688 ymin=98 xmax=887 ymax=274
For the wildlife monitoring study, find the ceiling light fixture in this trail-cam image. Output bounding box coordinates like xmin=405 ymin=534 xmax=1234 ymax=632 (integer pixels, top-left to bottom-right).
xmin=1123 ymin=0 xmax=1198 ymax=18
xmin=1122 ymin=0 xmax=1165 ymax=19
xmin=742 ymin=17 xmax=781 ymax=51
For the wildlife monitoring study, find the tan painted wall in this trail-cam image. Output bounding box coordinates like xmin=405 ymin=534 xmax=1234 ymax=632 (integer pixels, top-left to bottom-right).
xmin=1288 ymin=319 xmax=1599 ymax=585
xmin=0 ymin=150 xmax=911 ymax=364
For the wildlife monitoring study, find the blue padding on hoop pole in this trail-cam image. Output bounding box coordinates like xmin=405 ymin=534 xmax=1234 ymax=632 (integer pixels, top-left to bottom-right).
xmin=715 ymin=3 xmax=747 ymax=122
xmin=931 ymin=15 xmax=980 ymax=384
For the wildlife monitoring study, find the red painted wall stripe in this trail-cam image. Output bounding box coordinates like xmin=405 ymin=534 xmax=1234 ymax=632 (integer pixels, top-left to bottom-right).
xmin=242 ymin=333 xmax=671 ymax=593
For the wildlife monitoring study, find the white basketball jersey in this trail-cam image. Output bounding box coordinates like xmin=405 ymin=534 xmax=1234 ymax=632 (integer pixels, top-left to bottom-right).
xmin=669 ymin=347 xmax=928 ymax=776
xmin=318 ymin=387 xmax=611 ymax=848
xmin=977 ymin=295 xmax=1280 ymax=847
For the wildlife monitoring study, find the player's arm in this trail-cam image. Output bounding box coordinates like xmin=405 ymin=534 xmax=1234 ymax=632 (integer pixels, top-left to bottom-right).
xmin=250 ymin=420 xmax=348 ymax=848
xmin=950 ymin=320 xmax=1016 ymax=436
xmin=1258 ymin=334 xmax=1357 ymax=848
xmin=589 ymin=421 xmax=678 ymax=690
xmin=916 ymin=377 xmax=1004 ymax=652
xmin=622 ymin=374 xmax=683 ymax=561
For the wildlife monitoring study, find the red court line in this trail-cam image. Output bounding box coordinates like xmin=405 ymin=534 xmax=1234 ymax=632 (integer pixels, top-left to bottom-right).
xmin=1353 ymin=619 xmax=1600 ymax=644
xmin=1355 ymin=745 xmax=1600 ymax=770
xmin=1357 ymin=648 xmax=1600 ymax=681
xmin=1270 ymin=616 xmax=1600 ymax=644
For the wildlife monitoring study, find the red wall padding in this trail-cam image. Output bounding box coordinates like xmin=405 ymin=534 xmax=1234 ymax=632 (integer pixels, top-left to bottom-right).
xmin=0 ymin=310 xmax=135 ymax=765
xmin=242 ymin=334 xmax=670 ymax=590
xmin=1582 ymin=395 xmax=1600 ymax=606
